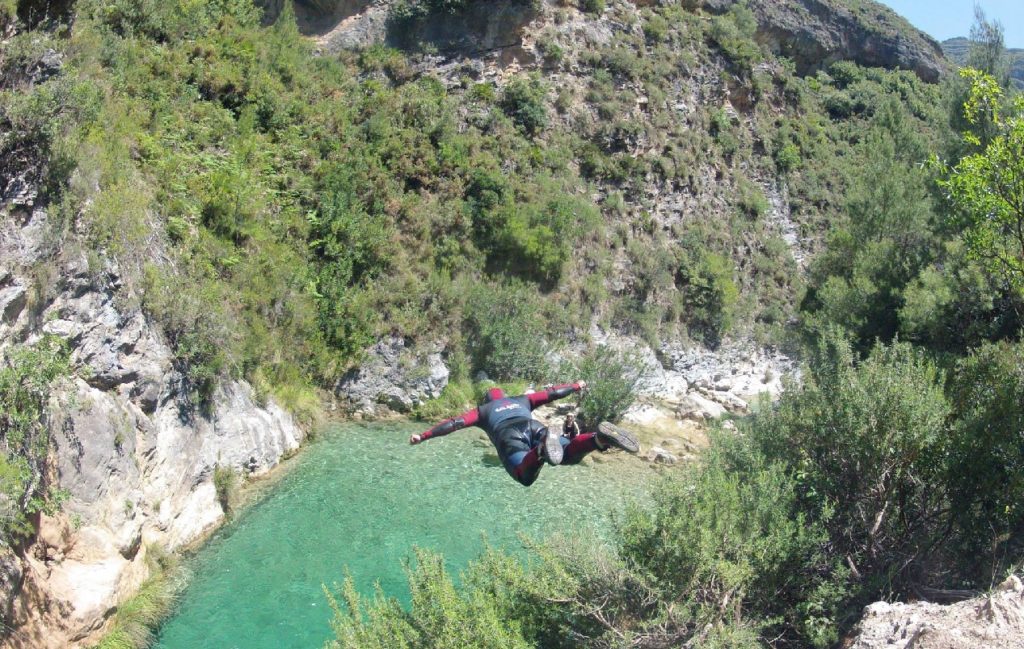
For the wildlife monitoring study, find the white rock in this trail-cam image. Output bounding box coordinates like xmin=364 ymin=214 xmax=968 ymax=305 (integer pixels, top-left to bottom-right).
xmin=710 ymin=390 xmax=749 ymax=413
xmin=677 ymin=393 xmax=726 ymax=421
xmin=647 ymin=447 xmax=678 ymax=465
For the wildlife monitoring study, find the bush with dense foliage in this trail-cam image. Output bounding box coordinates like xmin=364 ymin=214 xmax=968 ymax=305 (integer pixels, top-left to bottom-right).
xmin=0 ymin=336 xmax=72 ymax=544
xmin=560 ymin=346 xmax=641 ymax=430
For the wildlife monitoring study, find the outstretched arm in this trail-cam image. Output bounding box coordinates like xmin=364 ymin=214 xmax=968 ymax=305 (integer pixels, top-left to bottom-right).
xmin=409 ymin=407 xmax=480 ymax=445
xmin=527 ymin=381 xmax=586 ymax=409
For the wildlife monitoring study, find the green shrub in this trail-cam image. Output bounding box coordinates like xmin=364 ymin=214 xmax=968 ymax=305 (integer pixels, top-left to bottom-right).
xmin=325 ymin=548 xmax=532 ymax=649
xmin=708 ymin=2 xmax=761 ymax=70
xmin=463 ymin=283 xmax=553 ymax=383
xmin=0 ymin=336 xmax=72 ymax=544
xmin=536 ymin=32 xmax=564 ymax=65
xmin=213 ymin=464 xmax=239 ymax=514
xmin=642 ymin=12 xmax=669 ymax=43
xmin=752 ymin=331 xmax=949 ymax=586
xmin=618 ymin=440 xmax=844 ymax=648
xmin=775 ymin=141 xmax=801 ymax=172
xmin=581 ymin=0 xmax=604 ymax=15
xmin=500 ymin=75 xmax=548 ymax=136
xmin=0 ymin=0 xmax=14 ymax=27
xmin=679 ymin=252 xmax=739 ymax=347
xmin=560 ymin=346 xmax=641 ymax=430
xmin=469 ymin=82 xmax=496 ymax=103
xmin=944 ymin=342 xmax=1024 ymax=574
xmin=735 ymin=175 xmax=769 ymax=218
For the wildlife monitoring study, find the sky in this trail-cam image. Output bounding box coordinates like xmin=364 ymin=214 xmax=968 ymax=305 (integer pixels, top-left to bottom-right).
xmin=878 ymin=0 xmax=1024 ymax=49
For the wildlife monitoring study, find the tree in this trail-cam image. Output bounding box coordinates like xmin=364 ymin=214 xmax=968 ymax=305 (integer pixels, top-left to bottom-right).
xmin=803 ymin=100 xmax=938 ymax=349
xmin=967 ymin=7 xmax=1010 ymax=89
xmin=0 ymin=336 xmax=72 ymax=543
xmin=939 ymin=69 xmax=1024 ymax=296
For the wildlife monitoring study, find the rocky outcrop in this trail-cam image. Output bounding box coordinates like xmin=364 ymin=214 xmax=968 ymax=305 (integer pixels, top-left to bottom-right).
xmin=385 ymin=0 xmax=539 ymax=55
xmin=684 ymin=0 xmax=948 ymax=82
xmin=267 ymin=0 xmax=540 ymax=58
xmin=256 ymin=0 xmax=374 ymax=33
xmin=592 ymin=327 xmax=796 ymax=422
xmin=850 ymin=576 xmax=1024 ymax=649
xmin=1 ymin=207 xmax=304 ymax=648
xmin=273 ymin=0 xmax=947 ymax=83
xmin=336 ymin=336 xmax=449 ymax=416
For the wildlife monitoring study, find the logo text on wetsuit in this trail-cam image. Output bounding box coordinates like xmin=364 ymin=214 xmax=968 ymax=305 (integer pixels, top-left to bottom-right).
xmin=495 ymin=404 xmax=522 ymax=413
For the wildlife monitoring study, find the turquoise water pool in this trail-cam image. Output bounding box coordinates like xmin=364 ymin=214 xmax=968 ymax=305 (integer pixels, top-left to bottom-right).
xmin=154 ymin=422 xmax=648 ymax=649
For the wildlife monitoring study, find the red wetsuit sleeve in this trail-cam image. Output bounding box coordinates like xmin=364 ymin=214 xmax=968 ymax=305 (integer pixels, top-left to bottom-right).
xmin=527 ymin=382 xmax=582 ymax=409
xmin=420 ymin=407 xmax=480 ymax=441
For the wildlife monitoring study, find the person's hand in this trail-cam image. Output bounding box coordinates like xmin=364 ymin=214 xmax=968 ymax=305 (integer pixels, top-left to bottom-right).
xmin=577 ymin=380 xmax=588 ymax=391
xmin=409 ymin=433 xmax=423 ymax=445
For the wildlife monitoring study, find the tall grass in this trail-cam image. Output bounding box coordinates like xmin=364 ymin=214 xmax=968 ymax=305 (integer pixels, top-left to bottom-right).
xmin=94 ymin=546 xmax=186 ymax=649
xmin=213 ymin=465 xmax=239 ymax=515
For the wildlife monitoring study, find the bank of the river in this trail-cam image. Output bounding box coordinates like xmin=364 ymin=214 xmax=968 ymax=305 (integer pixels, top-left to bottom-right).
xmin=153 ymin=421 xmax=658 ymax=649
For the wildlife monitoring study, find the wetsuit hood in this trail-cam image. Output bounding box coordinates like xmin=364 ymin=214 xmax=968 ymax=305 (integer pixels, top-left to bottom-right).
xmin=482 ymin=387 xmax=506 ymax=404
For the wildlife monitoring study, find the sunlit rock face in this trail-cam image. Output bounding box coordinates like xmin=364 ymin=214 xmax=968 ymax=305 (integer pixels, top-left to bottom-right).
xmin=0 ymin=205 xmax=306 ymax=648
xmin=255 ymin=0 xmax=374 ymax=32
xmin=256 ymin=0 xmax=541 ymax=56
xmin=682 ymin=0 xmax=947 ymax=82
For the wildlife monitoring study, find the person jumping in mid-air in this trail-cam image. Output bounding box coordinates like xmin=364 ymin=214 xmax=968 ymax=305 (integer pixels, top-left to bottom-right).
xmin=409 ymin=382 xmax=639 ymax=486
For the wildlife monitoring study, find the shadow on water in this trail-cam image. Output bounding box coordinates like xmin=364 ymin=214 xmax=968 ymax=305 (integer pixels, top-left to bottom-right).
xmin=155 ymin=422 xmax=650 ymax=649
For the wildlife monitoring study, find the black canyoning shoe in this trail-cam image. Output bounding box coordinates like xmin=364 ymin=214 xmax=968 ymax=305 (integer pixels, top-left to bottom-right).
xmin=596 ymin=422 xmax=640 ymax=454
xmin=539 ymin=427 xmax=564 ymax=466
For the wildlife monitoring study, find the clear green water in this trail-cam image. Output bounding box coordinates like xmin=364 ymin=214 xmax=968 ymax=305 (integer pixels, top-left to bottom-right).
xmin=155 ymin=422 xmax=649 ymax=649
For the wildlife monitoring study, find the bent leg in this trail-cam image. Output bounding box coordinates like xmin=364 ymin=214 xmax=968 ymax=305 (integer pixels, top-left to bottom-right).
xmin=561 ymin=433 xmax=599 ymax=465
xmin=507 ymin=448 xmax=543 ymax=486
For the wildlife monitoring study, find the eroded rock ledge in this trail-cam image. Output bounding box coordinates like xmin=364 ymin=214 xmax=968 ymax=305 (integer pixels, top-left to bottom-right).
xmin=683 ymin=0 xmax=948 ymax=82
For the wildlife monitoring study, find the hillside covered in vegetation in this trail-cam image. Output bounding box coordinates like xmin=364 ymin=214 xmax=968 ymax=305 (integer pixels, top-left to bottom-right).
xmin=1 ymin=0 xmax=1023 ymax=647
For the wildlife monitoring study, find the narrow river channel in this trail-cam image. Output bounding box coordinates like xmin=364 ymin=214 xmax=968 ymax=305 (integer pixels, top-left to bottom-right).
xmin=155 ymin=422 xmax=651 ymax=648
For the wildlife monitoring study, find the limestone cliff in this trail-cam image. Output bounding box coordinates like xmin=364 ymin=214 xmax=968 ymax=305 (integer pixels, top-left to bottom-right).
xmin=0 ymin=211 xmax=305 ymax=648
xmin=0 ymin=46 xmax=306 ymax=649
xmin=271 ymin=0 xmax=948 ymax=82
xmin=682 ymin=0 xmax=948 ymax=82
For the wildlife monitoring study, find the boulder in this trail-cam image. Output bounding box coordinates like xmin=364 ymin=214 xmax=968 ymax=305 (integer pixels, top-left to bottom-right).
xmin=676 ymin=393 xmax=726 ymax=421
xmin=0 ymin=283 xmax=26 ymax=324
xmin=850 ymin=576 xmax=1024 ymax=649
xmin=707 ymin=390 xmax=749 ymax=414
xmin=647 ymin=447 xmax=678 ymax=465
